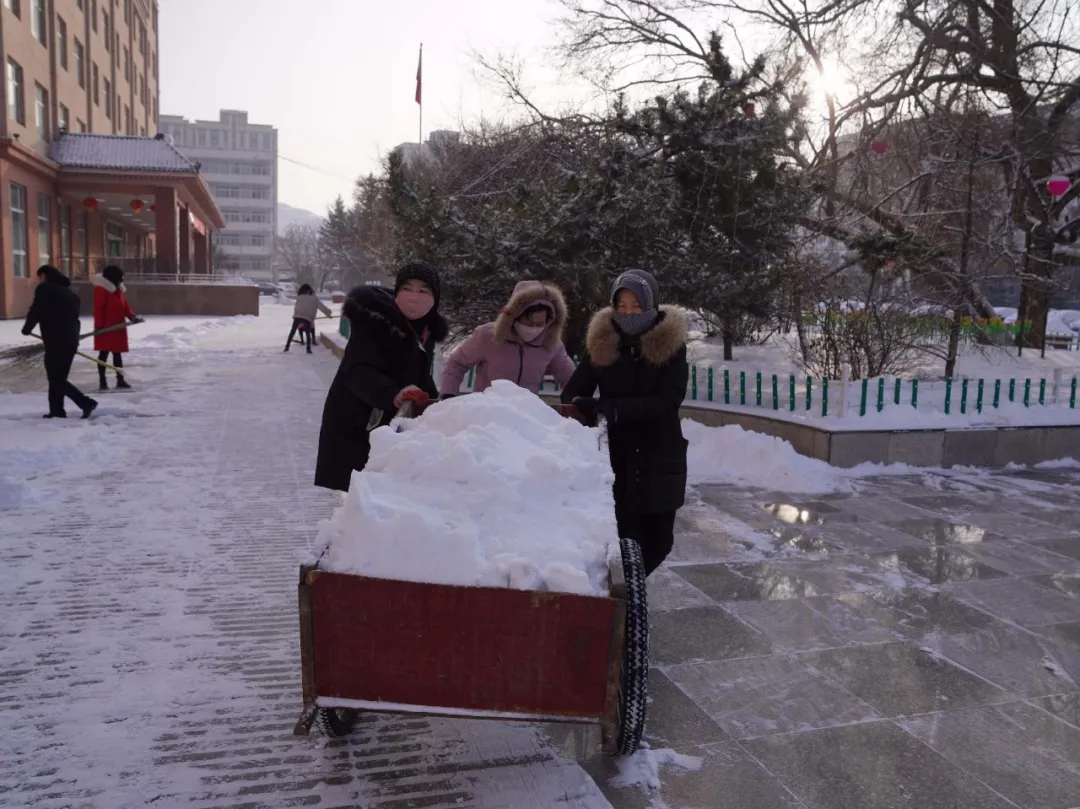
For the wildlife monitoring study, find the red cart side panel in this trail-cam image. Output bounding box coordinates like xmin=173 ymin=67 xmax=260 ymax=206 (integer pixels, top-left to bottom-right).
xmin=310 ymin=572 xmax=614 ymax=718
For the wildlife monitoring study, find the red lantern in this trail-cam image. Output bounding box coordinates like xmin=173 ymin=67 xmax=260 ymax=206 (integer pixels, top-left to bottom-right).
xmin=1047 ymin=175 xmax=1071 ymax=198
xmin=130 ymin=199 xmax=145 ymax=214
xmin=871 ymin=140 xmax=888 ymax=155
xmin=83 ymin=196 xmax=98 ymax=211
xmin=150 ymin=204 xmax=157 ymax=213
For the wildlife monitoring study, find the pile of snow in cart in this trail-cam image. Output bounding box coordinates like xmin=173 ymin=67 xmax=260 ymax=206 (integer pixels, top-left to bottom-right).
xmin=316 ymin=381 xmax=619 ymax=595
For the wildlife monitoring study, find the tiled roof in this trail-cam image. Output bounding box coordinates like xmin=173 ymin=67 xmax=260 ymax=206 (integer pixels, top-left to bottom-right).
xmin=50 ymin=133 xmax=199 ymax=173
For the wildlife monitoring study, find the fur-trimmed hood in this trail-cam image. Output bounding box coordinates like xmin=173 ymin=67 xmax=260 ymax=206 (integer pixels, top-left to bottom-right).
xmin=343 ymin=285 xmax=449 ymax=346
xmin=92 ymin=273 xmax=126 ymax=294
xmin=586 ymin=305 xmax=688 ymax=368
xmin=492 ymin=281 xmax=568 ymax=351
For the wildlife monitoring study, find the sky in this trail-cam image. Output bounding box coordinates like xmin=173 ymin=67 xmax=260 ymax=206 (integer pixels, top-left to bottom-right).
xmin=158 ymin=0 xmax=573 ymax=217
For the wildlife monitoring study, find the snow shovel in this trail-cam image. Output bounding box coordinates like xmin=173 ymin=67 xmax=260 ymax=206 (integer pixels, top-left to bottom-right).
xmin=20 ymin=333 xmax=125 ymax=375
xmin=0 ymin=320 xmax=145 ymax=368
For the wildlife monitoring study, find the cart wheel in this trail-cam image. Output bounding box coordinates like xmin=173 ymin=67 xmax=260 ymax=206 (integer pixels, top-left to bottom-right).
xmin=616 ymin=537 xmax=649 ymax=756
xmin=315 ymin=707 xmax=358 ymax=738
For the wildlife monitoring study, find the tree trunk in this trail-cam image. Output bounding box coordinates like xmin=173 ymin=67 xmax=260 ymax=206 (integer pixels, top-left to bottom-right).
xmin=944 ymin=310 xmax=962 ymax=380
xmin=722 ymin=320 xmax=736 ymax=361
xmin=794 ymin=287 xmax=811 ymax=365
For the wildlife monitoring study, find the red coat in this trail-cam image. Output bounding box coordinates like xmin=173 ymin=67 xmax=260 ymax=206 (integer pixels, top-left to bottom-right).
xmin=93 ymin=275 xmax=136 ymax=353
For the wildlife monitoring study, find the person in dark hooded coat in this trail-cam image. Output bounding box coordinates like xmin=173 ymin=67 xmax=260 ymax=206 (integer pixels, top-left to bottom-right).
xmin=561 ymin=269 xmax=689 ymax=576
xmin=21 ymin=265 xmax=99 ymax=419
xmin=314 ymin=261 xmax=449 ymax=492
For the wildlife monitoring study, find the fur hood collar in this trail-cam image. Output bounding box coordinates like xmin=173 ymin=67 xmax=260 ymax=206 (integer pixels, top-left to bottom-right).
xmin=93 ymin=274 xmax=126 ymax=294
xmin=586 ymin=305 xmax=688 ymax=368
xmin=344 ymin=285 xmax=449 ymax=346
xmin=492 ymin=281 xmax=568 ymax=351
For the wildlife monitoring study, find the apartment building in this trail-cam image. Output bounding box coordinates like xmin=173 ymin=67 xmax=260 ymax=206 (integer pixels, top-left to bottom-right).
xmin=0 ymin=0 xmax=187 ymax=318
xmin=159 ymin=110 xmax=278 ymax=280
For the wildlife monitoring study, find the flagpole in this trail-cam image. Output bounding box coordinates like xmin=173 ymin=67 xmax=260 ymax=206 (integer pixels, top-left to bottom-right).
xmin=418 ymin=43 xmax=423 ymax=149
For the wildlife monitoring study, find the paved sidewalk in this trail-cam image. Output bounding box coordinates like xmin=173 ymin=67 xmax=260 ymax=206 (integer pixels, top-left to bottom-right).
xmin=3 ymin=321 xmax=1080 ymax=809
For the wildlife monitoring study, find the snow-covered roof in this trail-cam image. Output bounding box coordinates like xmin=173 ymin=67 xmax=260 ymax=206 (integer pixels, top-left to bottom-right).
xmin=50 ymin=133 xmax=199 ymax=173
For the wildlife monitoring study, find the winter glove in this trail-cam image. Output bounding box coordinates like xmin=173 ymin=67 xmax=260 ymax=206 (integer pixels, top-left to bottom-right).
xmin=128 ymin=315 xmax=144 ymax=324
xmin=572 ymin=397 xmax=599 ymax=422
xmin=394 ymin=386 xmax=430 ymax=408
xmin=21 ymin=325 xmax=32 ymax=336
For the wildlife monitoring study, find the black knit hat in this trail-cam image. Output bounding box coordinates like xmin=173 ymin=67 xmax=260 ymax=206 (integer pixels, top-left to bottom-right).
xmin=395 ymin=261 xmax=441 ymax=309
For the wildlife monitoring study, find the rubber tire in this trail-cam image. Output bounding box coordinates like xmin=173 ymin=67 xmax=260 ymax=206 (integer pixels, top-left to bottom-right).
xmin=615 ymin=537 xmax=649 ymax=756
xmin=315 ymin=707 xmax=359 ymax=738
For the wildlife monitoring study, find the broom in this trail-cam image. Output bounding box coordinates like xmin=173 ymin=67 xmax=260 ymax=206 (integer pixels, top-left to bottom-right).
xmin=0 ymin=320 xmax=145 ymax=369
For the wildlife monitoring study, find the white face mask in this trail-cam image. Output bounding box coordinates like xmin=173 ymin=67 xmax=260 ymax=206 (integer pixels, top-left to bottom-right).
xmin=513 ymin=322 xmax=547 ymax=343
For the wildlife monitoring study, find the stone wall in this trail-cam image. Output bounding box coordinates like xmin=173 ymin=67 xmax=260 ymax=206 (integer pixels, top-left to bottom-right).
xmin=72 ymin=283 xmax=260 ymax=317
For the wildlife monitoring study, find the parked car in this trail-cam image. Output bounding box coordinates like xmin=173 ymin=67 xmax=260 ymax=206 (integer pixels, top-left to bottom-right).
xmin=257 ymin=283 xmax=284 ymax=297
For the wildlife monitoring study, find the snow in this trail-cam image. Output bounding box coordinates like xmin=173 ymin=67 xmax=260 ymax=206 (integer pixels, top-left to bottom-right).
xmin=317 ymin=381 xmax=619 ymax=596
xmin=318 ymin=696 xmax=583 ymax=723
xmin=609 ymin=744 xmax=703 ymax=790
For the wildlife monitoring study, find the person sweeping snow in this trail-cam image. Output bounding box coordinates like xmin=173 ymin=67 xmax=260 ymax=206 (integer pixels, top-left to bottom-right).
xmin=314 ymin=261 xmax=448 ymax=492
xmin=561 ymin=269 xmax=689 ymax=576
xmin=22 ymin=265 xmax=99 ymax=419
xmin=285 ymin=284 xmax=331 ymax=354
xmin=439 ymin=280 xmax=574 ymax=398
xmin=92 ymin=265 xmax=143 ymax=390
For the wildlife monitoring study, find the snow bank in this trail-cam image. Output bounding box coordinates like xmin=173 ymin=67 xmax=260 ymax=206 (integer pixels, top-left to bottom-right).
xmin=317 ymin=381 xmax=618 ymax=595
xmin=137 ymin=316 xmax=255 ymax=349
xmin=683 ymin=419 xmax=847 ymax=493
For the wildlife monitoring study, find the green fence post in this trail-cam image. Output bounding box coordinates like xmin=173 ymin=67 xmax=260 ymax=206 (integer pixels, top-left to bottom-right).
xmin=789 ymin=374 xmax=796 ymax=411
xmin=772 ymin=374 xmax=779 ymax=410
xmin=894 ymin=378 xmax=901 ymax=405
xmin=960 ymin=378 xmax=968 ymax=415
xmin=708 ymin=367 xmax=714 ymax=402
xmin=691 ymin=365 xmax=698 ymax=400
xmin=756 ymin=372 xmax=762 ymax=406
xmin=912 ymin=379 xmax=919 ymax=408
xmin=724 ymin=370 xmax=730 ymax=404
xmin=1009 ymin=378 xmax=1016 ymax=402
xmin=1072 ymin=376 xmax=1078 ymax=409
xmin=994 ymin=379 xmax=1001 ymax=409
xmin=806 ymin=376 xmax=812 ymax=411
xmin=1039 ymin=377 xmax=1046 ymax=406
xmin=822 ymin=378 xmax=829 ymax=417
xmin=740 ymin=371 xmax=746 ymax=405
xmin=467 ymin=367 xmax=475 ymax=389
xmin=1024 ymin=378 xmax=1031 ymax=407
xmin=945 ymin=378 xmax=953 ymax=415
xmin=877 ymin=378 xmax=885 ymax=413
xmin=977 ymin=378 xmax=984 ymax=413
xmin=860 ymin=379 xmax=868 ymax=417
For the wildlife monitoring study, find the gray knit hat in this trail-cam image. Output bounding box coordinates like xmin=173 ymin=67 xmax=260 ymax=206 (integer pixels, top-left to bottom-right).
xmin=611 ymin=269 xmax=660 ymax=336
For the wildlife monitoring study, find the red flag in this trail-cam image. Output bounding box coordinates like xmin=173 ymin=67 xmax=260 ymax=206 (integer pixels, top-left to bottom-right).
xmin=415 ymin=45 xmax=422 ymax=105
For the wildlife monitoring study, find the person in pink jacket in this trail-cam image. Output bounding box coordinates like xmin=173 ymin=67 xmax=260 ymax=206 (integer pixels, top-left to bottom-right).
xmin=440 ymin=280 xmax=575 ymax=397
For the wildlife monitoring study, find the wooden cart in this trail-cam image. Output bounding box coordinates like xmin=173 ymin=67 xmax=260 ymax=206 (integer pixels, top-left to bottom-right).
xmin=293 ymin=402 xmax=649 ymax=756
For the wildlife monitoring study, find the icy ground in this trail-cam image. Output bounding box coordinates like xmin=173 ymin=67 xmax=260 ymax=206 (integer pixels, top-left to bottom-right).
xmin=3 ymin=305 xmax=1080 ymax=808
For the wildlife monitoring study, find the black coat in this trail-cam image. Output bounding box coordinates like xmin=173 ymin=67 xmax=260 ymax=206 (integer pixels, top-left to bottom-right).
xmin=562 ymin=306 xmax=689 ymax=514
xmin=22 ymin=269 xmax=81 ymax=350
xmin=314 ymin=286 xmax=447 ymax=492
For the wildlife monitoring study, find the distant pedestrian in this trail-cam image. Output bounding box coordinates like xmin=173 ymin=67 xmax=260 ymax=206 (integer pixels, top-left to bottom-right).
xmin=22 ymin=265 xmax=98 ymax=419
xmin=285 ymin=284 xmax=331 ymax=354
xmin=93 ymin=265 xmax=143 ymax=390
xmin=314 ymin=261 xmax=448 ymax=492
xmin=561 ymin=269 xmax=689 ymax=576
xmin=439 ymin=280 xmax=574 ymax=398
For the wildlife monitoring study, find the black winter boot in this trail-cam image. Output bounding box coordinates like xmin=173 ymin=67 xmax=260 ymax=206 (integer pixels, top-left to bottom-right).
xmin=99 ymin=375 xmax=109 ymax=391
xmin=116 ymin=377 xmax=132 ymax=390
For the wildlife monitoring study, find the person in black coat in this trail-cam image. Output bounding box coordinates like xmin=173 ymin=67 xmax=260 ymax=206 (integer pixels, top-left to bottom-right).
xmin=314 ymin=261 xmax=449 ymax=492
xmin=561 ymin=269 xmax=689 ymax=575
xmin=21 ymin=265 xmax=98 ymax=419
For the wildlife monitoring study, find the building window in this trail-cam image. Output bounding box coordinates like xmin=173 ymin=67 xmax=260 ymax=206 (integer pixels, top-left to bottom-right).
xmin=77 ymin=0 xmax=82 ymax=10
xmin=93 ymin=63 xmax=99 ymax=105
xmin=104 ymin=78 xmax=111 ymax=118
xmin=124 ymin=104 xmax=130 ymax=134
xmin=57 ymin=17 xmax=68 ymax=69
xmin=105 ymin=223 xmax=124 ymax=258
xmin=11 ymin=184 xmax=28 ymax=278
xmin=77 ymin=211 xmax=89 ymax=276
xmin=37 ymin=193 xmax=51 ymax=265
xmin=4 ymin=0 xmax=21 ymax=18
xmin=60 ymin=205 xmax=71 ymax=274
xmin=210 ymin=129 xmax=220 ymax=147
xmin=123 ymin=46 xmax=130 ymax=81
xmin=75 ymin=39 xmax=85 ymax=87
xmin=59 ymin=103 xmax=69 ymax=132
xmin=31 ymin=0 xmax=46 ymax=44
xmin=197 ymin=129 xmax=206 ymax=146
xmin=6 ymin=59 xmax=25 ymax=126
xmin=90 ymin=0 xmax=97 ymax=31
xmin=151 ymin=50 xmax=157 ymax=78
xmin=34 ymin=84 xmax=48 ymax=138
xmin=139 ymin=74 xmax=145 ymax=105
xmin=77 ymin=118 xmax=87 ymax=132
xmin=102 ymin=11 xmax=110 ymax=50
xmin=123 ymin=0 xmax=130 ymax=23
